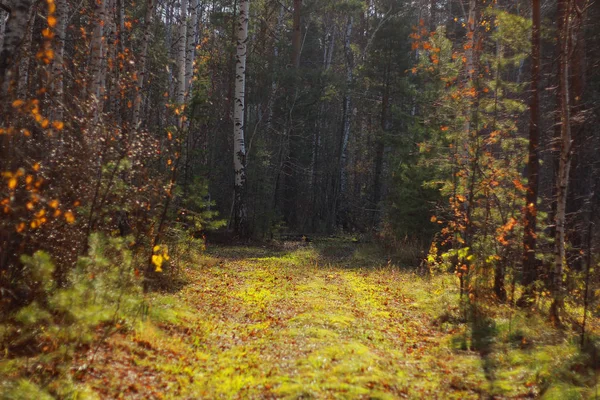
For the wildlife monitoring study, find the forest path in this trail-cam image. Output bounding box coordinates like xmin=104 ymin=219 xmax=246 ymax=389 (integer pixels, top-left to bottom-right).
xmin=79 ymin=242 xmax=492 ymax=399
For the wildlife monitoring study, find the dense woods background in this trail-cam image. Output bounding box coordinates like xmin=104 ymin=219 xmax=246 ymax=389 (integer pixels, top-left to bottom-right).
xmin=1 ymin=0 xmax=600 ymax=395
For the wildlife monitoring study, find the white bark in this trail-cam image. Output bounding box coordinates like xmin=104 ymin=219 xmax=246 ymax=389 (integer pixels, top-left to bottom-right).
xmin=175 ymin=0 xmax=188 ymax=107
xmin=233 ymin=0 xmax=249 ymax=234
xmin=185 ymin=0 xmax=198 ymax=95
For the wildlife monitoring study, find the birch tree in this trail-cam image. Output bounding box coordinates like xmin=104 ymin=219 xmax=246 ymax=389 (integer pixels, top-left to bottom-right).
xmin=175 ymin=0 xmax=188 ymax=108
xmin=233 ymin=0 xmax=249 ymax=236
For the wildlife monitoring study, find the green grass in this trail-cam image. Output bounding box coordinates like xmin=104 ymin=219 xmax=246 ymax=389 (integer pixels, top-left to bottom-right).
xmin=2 ymin=239 xmax=599 ymax=399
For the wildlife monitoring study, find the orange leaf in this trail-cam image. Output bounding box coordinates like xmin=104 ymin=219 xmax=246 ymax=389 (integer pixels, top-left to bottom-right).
xmin=64 ymin=211 xmax=75 ymax=224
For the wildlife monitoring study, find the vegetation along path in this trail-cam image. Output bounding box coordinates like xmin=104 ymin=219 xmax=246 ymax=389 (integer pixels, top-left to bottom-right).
xmin=63 ymin=240 xmax=591 ymax=399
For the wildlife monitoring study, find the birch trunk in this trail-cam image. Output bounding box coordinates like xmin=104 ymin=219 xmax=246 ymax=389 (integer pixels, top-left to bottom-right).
xmin=0 ymin=0 xmax=34 ymax=93
xmin=185 ymin=0 xmax=198 ymax=95
xmin=233 ymin=0 xmax=249 ymax=236
xmin=550 ymin=0 xmax=573 ymax=326
xmin=132 ymin=0 xmax=156 ymax=130
xmin=175 ymin=0 xmax=188 ymax=106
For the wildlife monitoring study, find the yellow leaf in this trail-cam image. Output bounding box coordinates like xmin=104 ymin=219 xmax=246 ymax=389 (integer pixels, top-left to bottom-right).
xmin=49 ymin=199 xmax=59 ymax=209
xmin=153 ymin=245 xmax=161 ymax=252
xmin=52 ymin=121 xmax=64 ymax=130
xmin=32 ymin=163 xmax=41 ymax=171
xmin=16 ymin=223 xmax=26 ymax=233
xmin=12 ymin=100 xmax=25 ymax=108
xmin=48 ymin=15 xmax=57 ymax=27
xmin=152 ymin=254 xmax=164 ymax=269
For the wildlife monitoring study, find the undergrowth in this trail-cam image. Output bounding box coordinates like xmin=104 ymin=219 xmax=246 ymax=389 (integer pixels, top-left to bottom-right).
xmin=1 ymin=239 xmax=599 ymax=399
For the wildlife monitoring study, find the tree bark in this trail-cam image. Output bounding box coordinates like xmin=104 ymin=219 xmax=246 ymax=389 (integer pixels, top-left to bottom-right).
xmin=89 ymin=0 xmax=107 ymax=105
xmin=0 ymin=0 xmax=34 ymax=93
xmin=291 ymin=0 xmax=301 ymax=68
xmin=185 ymin=0 xmax=199 ymax=94
xmin=518 ymin=0 xmax=541 ymax=306
xmin=175 ymin=0 xmax=188 ymax=109
xmin=550 ymin=0 xmax=573 ymax=326
xmin=132 ymin=0 xmax=156 ymax=130
xmin=332 ymin=16 xmax=354 ymax=228
xmin=16 ymin=5 xmax=34 ymax=99
xmin=233 ymin=0 xmax=249 ymax=237
xmin=52 ymin=0 xmax=68 ymax=121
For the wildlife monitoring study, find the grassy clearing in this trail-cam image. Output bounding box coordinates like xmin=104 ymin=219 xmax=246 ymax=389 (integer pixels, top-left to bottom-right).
xmin=1 ymin=238 xmax=599 ymax=399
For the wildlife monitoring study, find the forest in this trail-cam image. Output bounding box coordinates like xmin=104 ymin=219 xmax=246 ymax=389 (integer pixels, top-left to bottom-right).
xmin=1 ymin=0 xmax=600 ymax=397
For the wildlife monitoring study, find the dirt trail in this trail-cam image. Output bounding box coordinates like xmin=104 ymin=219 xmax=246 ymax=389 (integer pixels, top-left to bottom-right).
xmin=75 ymin=245 xmax=490 ymax=399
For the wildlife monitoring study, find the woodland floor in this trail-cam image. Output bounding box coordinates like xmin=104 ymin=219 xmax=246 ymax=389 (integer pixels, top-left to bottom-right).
xmin=3 ymin=239 xmax=599 ymax=399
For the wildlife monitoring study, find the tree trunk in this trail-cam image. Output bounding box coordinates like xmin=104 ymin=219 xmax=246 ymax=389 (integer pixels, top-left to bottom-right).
xmin=90 ymin=0 xmax=107 ymax=105
xmin=0 ymin=9 xmax=6 ymax=52
xmin=550 ymin=0 xmax=573 ymax=326
xmin=233 ymin=0 xmax=249 ymax=237
xmin=0 ymin=0 xmax=34 ymax=93
xmin=52 ymin=0 xmax=69 ymax=121
xmin=333 ymin=16 xmax=354 ymax=228
xmin=175 ymin=0 xmax=188 ymax=108
xmin=373 ymin=54 xmax=390 ymax=227
xmin=16 ymin=6 xmax=34 ymax=99
xmin=291 ymin=0 xmax=302 ymax=68
xmin=518 ymin=0 xmax=541 ymax=307
xmin=132 ymin=0 xmax=156 ymax=130
xmin=185 ymin=0 xmax=199 ymax=94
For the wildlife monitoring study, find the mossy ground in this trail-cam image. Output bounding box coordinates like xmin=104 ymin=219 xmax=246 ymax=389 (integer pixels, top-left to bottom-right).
xmin=2 ymin=238 xmax=599 ymax=399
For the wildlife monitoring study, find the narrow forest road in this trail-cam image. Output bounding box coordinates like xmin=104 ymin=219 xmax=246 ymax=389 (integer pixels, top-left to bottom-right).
xmin=74 ymin=242 xmax=560 ymax=399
